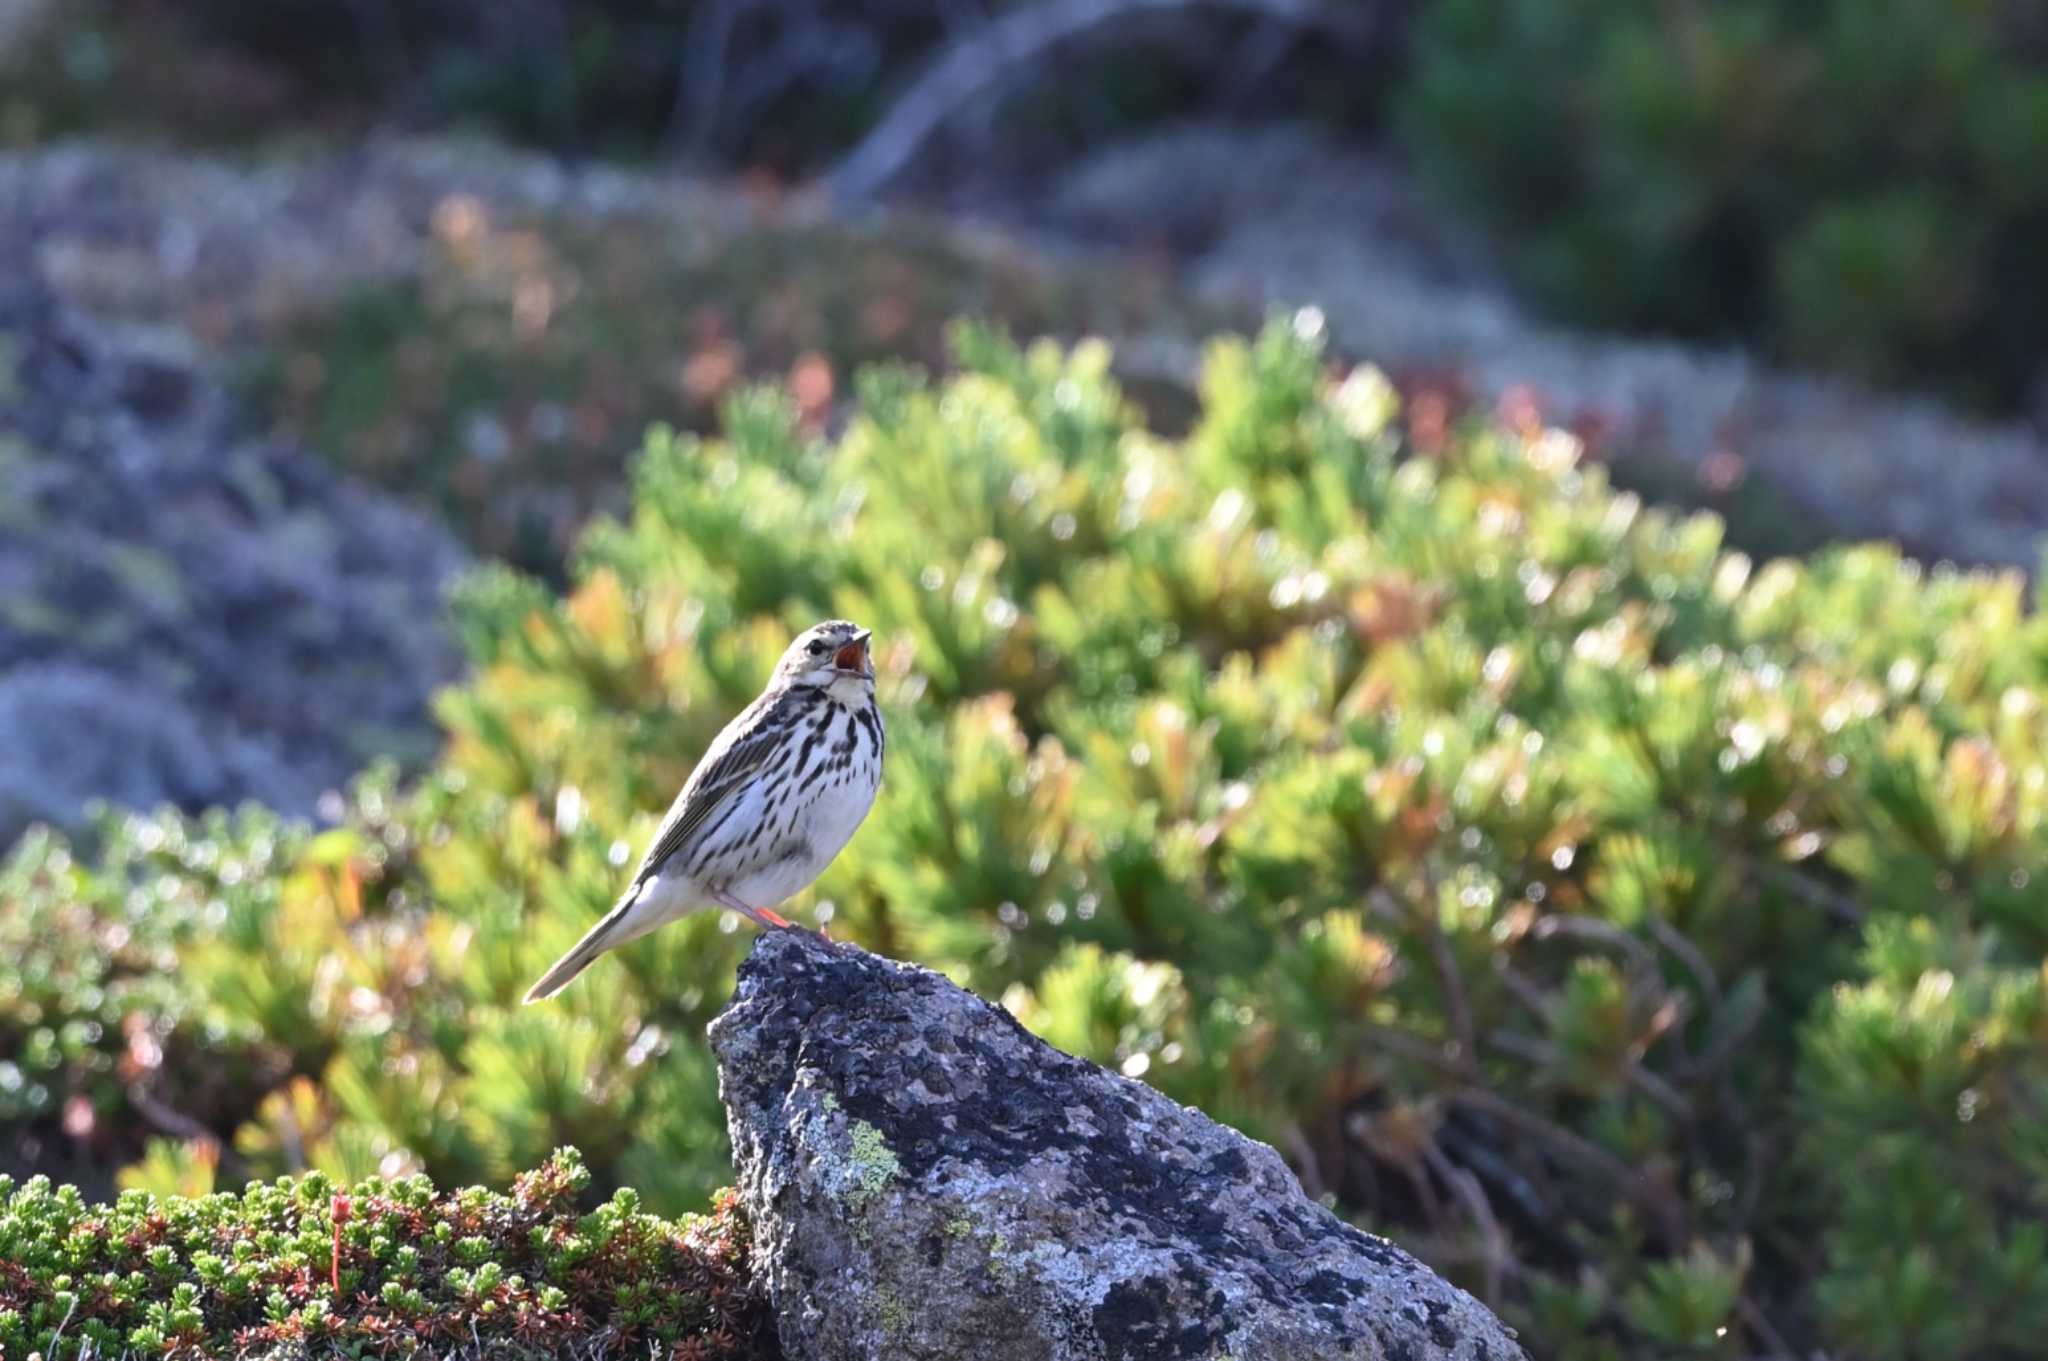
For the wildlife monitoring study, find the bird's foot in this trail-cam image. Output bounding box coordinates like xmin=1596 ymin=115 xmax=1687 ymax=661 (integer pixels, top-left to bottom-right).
xmin=817 ymin=919 xmax=855 ymax=952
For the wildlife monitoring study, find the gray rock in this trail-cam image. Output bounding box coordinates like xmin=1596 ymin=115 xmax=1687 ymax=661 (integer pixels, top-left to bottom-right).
xmin=0 ymin=0 xmax=48 ymax=51
xmin=0 ymin=262 xmax=464 ymax=842
xmin=712 ymin=929 xmax=1525 ymax=1361
xmin=0 ymin=663 xmax=312 ymax=834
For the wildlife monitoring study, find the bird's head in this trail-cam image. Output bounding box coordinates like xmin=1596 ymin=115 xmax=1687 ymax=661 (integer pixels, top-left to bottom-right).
xmin=777 ymin=619 xmax=875 ymax=693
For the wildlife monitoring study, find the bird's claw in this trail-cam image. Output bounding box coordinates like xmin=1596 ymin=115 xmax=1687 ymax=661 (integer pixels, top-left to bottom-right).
xmin=814 ymin=919 xmax=861 ymax=953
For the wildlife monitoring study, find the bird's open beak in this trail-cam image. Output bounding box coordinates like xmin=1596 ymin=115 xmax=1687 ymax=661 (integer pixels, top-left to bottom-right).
xmin=833 ymin=630 xmax=872 ymax=675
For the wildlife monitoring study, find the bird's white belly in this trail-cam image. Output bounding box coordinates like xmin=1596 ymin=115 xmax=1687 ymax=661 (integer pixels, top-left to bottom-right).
xmin=723 ymin=758 xmax=880 ymax=908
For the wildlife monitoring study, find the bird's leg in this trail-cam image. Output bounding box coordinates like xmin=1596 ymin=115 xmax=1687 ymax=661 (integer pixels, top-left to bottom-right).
xmin=712 ymin=890 xmax=794 ymax=929
xmin=711 ymin=890 xmax=852 ymax=951
xmin=711 ymin=891 xmax=856 ymax=953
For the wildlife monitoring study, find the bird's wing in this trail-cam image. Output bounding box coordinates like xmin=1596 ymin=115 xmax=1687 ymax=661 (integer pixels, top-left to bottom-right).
xmin=629 ymin=686 xmax=806 ymax=887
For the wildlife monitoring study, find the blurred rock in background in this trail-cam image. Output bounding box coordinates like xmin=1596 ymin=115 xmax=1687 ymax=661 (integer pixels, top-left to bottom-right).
xmin=1027 ymin=121 xmax=2048 ymax=569
xmin=0 ymin=255 xmax=463 ymax=842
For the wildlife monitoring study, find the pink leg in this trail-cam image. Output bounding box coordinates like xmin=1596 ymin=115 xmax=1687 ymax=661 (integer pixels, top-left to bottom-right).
xmin=712 ymin=890 xmax=793 ymax=929
xmin=711 ymin=891 xmax=853 ymax=951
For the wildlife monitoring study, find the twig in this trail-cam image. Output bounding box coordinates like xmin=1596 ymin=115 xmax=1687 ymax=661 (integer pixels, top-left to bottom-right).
xmin=46 ymin=1289 xmax=77 ymax=1357
xmin=1422 ymin=1142 xmax=1514 ymax=1305
xmin=1491 ymin=961 xmax=1558 ymax=1024
xmin=1450 ymin=1087 xmax=1689 ymax=1246
xmin=1534 ymin=914 xmax=1701 ymax=1062
xmin=1623 ymin=1058 xmax=1695 ymax=1125
xmin=725 ymin=24 xmax=882 ymax=143
xmin=1485 ymin=1028 xmax=1560 ymax=1068
xmin=1281 ymin=1123 xmax=1326 ymax=1200
xmin=1649 ymin=917 xmax=1720 ymax=1003
xmin=1370 ymin=884 xmax=1477 ymax=1071
xmin=1533 ymin=914 xmax=1697 ymax=1060
xmin=1356 ymin=1022 xmax=1690 ymax=1244
xmin=1359 ymin=1019 xmax=1695 ymax=1252
xmin=1755 ymin=862 xmax=1866 ymax=924
xmin=1532 ymin=912 xmax=1656 ymax=974
xmin=1737 ymin=1295 xmax=1799 ymax=1361
xmin=1360 ymin=1020 xmax=1473 ymax=1077
xmin=668 ymin=0 xmax=747 ymax=161
xmin=128 ymin=1084 xmax=217 ymax=1143
xmin=1686 ymin=977 xmax=1767 ymax=1083
xmin=824 ymin=0 xmax=1381 ymax=200
xmin=1486 ymin=1028 xmax=1694 ymax=1126
xmin=1401 ymin=1152 xmax=1443 ymax=1224
xmin=1435 ymin=1122 xmax=1554 ymax=1229
xmin=129 ymin=1084 xmax=248 ymax=1181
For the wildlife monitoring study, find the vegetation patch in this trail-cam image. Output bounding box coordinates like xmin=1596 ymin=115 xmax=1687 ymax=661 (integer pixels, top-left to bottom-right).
xmin=4 ymin=318 xmax=2045 ymax=1358
xmin=0 ymin=1147 xmax=772 ymax=1359
xmin=243 ymin=202 xmax=1234 ymax=580
xmin=1402 ymin=0 xmax=2048 ymax=410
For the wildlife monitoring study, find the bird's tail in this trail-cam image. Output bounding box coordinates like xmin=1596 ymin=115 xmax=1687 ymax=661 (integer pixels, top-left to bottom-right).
xmin=523 ymin=889 xmax=648 ymax=1004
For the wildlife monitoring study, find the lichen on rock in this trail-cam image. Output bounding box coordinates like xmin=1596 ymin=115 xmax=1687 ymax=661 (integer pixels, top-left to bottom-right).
xmin=711 ymin=929 xmax=1526 ymax=1361
xmin=841 ymin=1120 xmax=902 ymax=1210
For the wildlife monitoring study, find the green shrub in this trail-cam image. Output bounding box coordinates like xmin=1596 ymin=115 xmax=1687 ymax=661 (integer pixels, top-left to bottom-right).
xmin=1798 ymin=917 xmax=2048 ymax=1360
xmin=1400 ymin=0 xmax=2048 ymax=409
xmin=0 ymin=809 xmax=306 ymax=1196
xmin=6 ymin=316 xmax=2046 ymax=1357
xmin=0 ymin=1146 xmax=770 ymax=1359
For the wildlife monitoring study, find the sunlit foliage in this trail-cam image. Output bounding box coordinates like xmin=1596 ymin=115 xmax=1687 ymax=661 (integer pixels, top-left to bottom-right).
xmin=6 ymin=317 xmax=2046 ymax=1357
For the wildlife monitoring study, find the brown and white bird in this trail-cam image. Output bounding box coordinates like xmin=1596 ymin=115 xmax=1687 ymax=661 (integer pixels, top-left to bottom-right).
xmin=522 ymin=620 xmax=883 ymax=1003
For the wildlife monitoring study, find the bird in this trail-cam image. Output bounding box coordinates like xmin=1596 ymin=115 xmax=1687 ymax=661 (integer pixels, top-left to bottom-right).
xmin=522 ymin=620 xmax=883 ymax=1003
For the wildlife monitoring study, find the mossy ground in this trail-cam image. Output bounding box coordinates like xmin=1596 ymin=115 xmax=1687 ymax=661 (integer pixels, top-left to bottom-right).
xmin=0 ymin=1148 xmax=774 ymax=1359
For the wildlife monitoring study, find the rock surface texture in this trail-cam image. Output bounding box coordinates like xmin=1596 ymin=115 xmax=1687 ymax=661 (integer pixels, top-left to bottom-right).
xmin=711 ymin=929 xmax=1525 ymax=1361
xmin=0 ymin=261 xmax=464 ymax=840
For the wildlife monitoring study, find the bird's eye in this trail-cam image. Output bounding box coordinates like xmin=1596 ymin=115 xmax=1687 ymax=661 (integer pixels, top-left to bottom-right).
xmin=808 ymin=641 xmax=829 ymax=655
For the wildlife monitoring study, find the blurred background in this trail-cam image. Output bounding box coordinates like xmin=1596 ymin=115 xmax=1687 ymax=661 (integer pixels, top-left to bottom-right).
xmin=5 ymin=3 xmax=2048 ymax=1359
